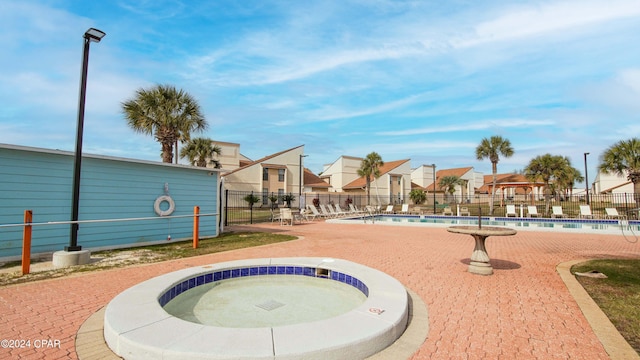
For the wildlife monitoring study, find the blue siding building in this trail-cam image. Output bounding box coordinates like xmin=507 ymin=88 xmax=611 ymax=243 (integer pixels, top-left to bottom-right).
xmin=0 ymin=144 xmax=219 ymax=260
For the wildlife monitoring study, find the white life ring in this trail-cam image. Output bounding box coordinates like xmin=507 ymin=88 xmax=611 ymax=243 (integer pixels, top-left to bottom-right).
xmin=154 ymin=195 xmax=175 ymax=216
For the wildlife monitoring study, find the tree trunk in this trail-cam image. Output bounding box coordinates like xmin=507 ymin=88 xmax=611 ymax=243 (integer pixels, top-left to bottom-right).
xmin=490 ymin=162 xmax=497 ymax=215
xmin=162 ymin=142 xmax=173 ymax=163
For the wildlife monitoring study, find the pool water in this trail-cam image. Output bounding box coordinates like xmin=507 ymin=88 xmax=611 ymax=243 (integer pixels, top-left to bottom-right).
xmin=163 ymin=275 xmax=367 ymax=328
xmin=334 ymin=215 xmax=640 ymax=234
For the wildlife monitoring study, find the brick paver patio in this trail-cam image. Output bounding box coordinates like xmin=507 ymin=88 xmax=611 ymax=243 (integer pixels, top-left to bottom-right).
xmin=1 ymin=222 xmax=639 ymax=359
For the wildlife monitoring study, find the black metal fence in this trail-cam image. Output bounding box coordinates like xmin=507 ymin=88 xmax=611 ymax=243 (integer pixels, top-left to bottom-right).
xmin=222 ymin=190 xmax=640 ymax=225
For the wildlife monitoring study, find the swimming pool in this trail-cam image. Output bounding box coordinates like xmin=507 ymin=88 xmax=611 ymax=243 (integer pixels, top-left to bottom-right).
xmin=329 ymin=214 xmax=640 ymax=235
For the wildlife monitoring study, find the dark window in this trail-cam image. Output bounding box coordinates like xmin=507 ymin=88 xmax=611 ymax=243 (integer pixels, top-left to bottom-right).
xmin=263 ymin=168 xmax=268 ymax=181
xmin=278 ymin=169 xmax=285 ymax=182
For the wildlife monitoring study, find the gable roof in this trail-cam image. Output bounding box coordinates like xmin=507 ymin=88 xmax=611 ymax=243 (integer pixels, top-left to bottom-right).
xmin=476 ymin=173 xmax=545 ymax=193
xmin=304 ymin=168 xmax=331 ymax=188
xmin=420 ymin=167 xmax=473 ymax=192
xmin=600 ymin=181 xmax=632 ymax=194
xmin=343 ymin=159 xmax=410 ymax=189
xmin=221 ymin=145 xmax=304 ymax=176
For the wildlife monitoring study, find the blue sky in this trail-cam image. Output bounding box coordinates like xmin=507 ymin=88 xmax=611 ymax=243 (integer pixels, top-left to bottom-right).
xmin=1 ymin=1 xmax=639 ymax=182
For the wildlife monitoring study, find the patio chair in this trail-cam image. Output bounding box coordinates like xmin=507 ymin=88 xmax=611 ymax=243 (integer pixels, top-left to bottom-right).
xmin=505 ymin=205 xmax=517 ymax=217
xmin=605 ymin=208 xmax=626 ymax=220
xmin=551 ymin=206 xmax=566 ymax=218
xmin=527 ymin=206 xmax=540 ymax=217
xmin=382 ymin=205 xmax=394 ymax=214
xmin=280 ymin=208 xmax=294 ymax=226
xmin=579 ymin=205 xmax=594 ymax=219
xmin=442 ymin=206 xmax=453 ymax=216
xmin=460 ymin=206 xmax=470 ymax=216
xmin=271 ymin=207 xmax=281 ymax=223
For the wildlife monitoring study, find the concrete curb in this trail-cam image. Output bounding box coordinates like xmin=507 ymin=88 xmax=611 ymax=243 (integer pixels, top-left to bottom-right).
xmin=75 ymin=288 xmax=429 ymax=360
xmin=556 ymin=259 xmax=639 ymax=360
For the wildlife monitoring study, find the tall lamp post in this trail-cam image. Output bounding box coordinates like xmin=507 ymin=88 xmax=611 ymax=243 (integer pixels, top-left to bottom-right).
xmin=299 ymin=154 xmax=308 ymax=208
xmin=584 ymin=152 xmax=590 ymax=206
xmin=432 ymin=164 xmax=437 ymax=214
xmin=67 ymin=28 xmax=106 ymax=252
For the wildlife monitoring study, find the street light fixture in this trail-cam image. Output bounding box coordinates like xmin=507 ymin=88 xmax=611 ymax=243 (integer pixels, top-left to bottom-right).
xmin=299 ymin=154 xmax=308 ymax=207
xmin=432 ymin=164 xmax=436 ymax=214
xmin=584 ymin=152 xmax=590 ymax=206
xmin=67 ymin=28 xmax=106 ymax=252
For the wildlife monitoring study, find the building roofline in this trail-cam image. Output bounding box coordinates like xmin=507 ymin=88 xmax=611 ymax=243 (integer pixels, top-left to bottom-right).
xmin=0 ymin=143 xmax=221 ymax=172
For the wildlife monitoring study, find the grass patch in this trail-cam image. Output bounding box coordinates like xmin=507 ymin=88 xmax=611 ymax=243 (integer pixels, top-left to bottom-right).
xmin=572 ymin=259 xmax=640 ymax=354
xmin=0 ymin=231 xmax=296 ymax=287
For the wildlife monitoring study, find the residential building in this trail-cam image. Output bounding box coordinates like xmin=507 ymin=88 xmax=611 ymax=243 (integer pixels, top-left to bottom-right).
xmin=418 ymin=167 xmax=480 ymax=202
xmin=320 ymin=156 xmax=412 ymax=204
xmin=221 ymin=145 xmax=306 ymax=205
xmin=593 ymin=170 xmax=633 ymax=194
xmin=209 ymin=141 xmax=252 ymax=171
xmin=320 ymin=156 xmax=363 ymax=192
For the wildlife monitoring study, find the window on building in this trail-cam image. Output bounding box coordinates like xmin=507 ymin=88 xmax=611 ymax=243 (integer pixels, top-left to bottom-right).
xmin=278 ymin=189 xmax=284 ymax=204
xmin=278 ymin=169 xmax=285 ymax=182
xmin=263 ymin=168 xmax=268 ymax=181
xmin=262 ymin=189 xmax=268 ymax=205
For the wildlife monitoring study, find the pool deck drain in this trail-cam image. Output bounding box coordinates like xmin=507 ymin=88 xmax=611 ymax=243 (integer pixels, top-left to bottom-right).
xmin=256 ymin=299 xmax=286 ymax=311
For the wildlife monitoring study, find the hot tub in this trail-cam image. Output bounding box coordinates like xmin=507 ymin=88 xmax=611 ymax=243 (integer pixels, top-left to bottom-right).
xmin=103 ymin=257 xmax=409 ymax=359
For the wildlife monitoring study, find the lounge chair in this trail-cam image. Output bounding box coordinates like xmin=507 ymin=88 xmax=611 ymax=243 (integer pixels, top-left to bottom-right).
xmin=349 ymin=204 xmax=365 ymax=214
xmin=400 ymin=204 xmax=409 ymax=214
xmin=442 ymin=206 xmax=453 ymax=216
xmin=382 ymin=205 xmax=394 ymax=214
xmin=505 ymin=205 xmax=517 ymax=217
xmin=302 ymin=206 xmax=318 ymax=221
xmin=460 ymin=206 xmax=470 ymax=216
xmin=280 ymin=208 xmax=293 ymax=226
xmin=319 ymin=204 xmax=335 ymax=218
xmin=328 ymin=204 xmax=347 ymax=217
xmin=527 ymin=206 xmax=539 ymax=217
xmin=551 ymin=206 xmax=566 ymax=218
xmin=335 ymin=204 xmax=352 ymax=216
xmin=605 ymin=208 xmax=626 ymax=220
xmin=579 ymin=205 xmax=593 ymax=219
xmin=307 ymin=205 xmax=326 ymax=219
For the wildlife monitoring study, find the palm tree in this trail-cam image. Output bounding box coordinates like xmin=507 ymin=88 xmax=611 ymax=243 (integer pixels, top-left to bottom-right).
xmin=475 ymin=136 xmax=514 ymax=214
xmin=438 ymin=175 xmax=463 ymax=203
xmin=180 ymin=138 xmax=222 ymax=168
xmin=409 ymin=189 xmax=427 ymax=205
xmin=357 ymin=152 xmax=384 ymax=205
xmin=599 ymin=138 xmax=640 ymax=202
xmin=524 ymin=154 xmax=568 ymax=214
xmin=122 ymin=84 xmax=207 ymax=163
xmin=555 ymin=163 xmax=584 ymax=200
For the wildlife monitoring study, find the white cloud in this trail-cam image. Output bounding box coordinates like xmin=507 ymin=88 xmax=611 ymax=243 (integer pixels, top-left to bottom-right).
xmin=454 ymin=0 xmax=640 ymax=48
xmin=378 ymin=119 xmax=556 ymax=136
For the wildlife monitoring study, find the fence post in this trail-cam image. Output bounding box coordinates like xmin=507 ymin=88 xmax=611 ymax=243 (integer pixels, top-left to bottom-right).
xmin=250 ymin=191 xmax=254 ymax=224
xmin=21 ymin=210 xmax=33 ymax=276
xmin=224 ymin=190 xmax=229 ymax=226
xmin=193 ymin=206 xmax=200 ymax=249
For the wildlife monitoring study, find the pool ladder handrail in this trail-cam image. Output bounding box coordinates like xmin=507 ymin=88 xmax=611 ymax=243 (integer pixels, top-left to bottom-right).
xmin=363 ymin=206 xmax=378 ymax=224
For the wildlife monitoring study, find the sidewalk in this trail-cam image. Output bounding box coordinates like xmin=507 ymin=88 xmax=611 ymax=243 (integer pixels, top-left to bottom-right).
xmin=1 ymin=222 xmax=639 ymax=359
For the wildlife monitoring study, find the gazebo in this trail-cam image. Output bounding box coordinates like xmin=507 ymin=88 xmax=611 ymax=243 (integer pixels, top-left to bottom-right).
xmin=479 ymin=174 xmax=545 ymax=206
